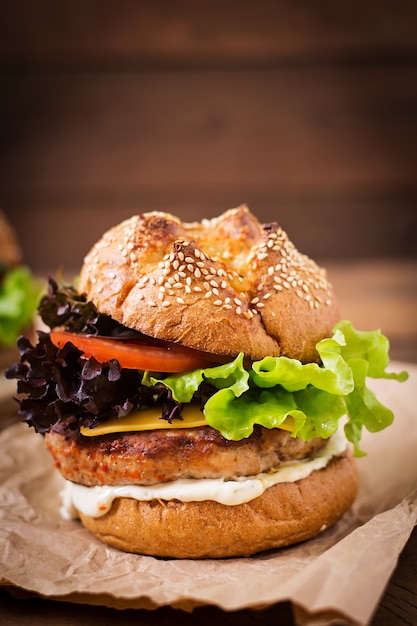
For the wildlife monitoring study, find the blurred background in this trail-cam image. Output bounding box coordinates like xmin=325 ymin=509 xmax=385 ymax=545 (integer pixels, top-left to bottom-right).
xmin=0 ymin=1 xmax=416 ymax=360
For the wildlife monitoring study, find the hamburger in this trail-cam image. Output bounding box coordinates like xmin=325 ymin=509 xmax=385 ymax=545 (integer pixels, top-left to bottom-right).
xmin=6 ymin=205 xmax=407 ymax=558
xmin=0 ymin=210 xmax=41 ymax=371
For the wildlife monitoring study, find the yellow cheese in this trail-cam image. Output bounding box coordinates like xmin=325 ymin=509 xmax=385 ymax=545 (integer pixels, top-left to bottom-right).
xmin=80 ymin=404 xmax=295 ymax=437
xmin=80 ymin=404 xmax=206 ymax=437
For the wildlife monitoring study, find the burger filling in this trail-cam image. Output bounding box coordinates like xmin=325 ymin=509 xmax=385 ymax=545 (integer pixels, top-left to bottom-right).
xmin=60 ymin=430 xmax=348 ymax=518
xmin=6 ymin=278 xmax=407 ymax=459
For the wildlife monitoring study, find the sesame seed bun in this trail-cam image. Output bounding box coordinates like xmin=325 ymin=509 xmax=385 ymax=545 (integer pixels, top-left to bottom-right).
xmin=77 ymin=451 xmax=358 ymax=559
xmin=78 ymin=205 xmax=340 ymax=363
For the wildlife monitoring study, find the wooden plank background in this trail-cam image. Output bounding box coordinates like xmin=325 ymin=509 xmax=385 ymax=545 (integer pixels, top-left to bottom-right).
xmin=0 ymin=0 xmax=416 ymax=272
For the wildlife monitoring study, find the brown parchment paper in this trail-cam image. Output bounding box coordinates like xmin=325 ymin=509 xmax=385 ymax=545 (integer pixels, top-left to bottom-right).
xmin=0 ymin=361 xmax=416 ymax=626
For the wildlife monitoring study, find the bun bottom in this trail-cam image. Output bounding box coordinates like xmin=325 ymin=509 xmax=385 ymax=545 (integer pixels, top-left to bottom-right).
xmin=78 ymin=452 xmax=358 ymax=559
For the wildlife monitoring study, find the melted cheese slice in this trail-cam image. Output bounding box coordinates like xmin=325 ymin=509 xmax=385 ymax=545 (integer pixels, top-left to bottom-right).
xmin=80 ymin=404 xmax=295 ymax=437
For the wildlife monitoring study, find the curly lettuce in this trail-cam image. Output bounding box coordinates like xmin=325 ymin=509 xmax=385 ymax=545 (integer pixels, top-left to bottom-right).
xmin=145 ymin=320 xmax=408 ymax=456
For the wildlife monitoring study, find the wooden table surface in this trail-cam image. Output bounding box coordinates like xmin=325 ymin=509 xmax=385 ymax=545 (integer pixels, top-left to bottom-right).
xmin=1 ymin=259 xmax=416 ymax=626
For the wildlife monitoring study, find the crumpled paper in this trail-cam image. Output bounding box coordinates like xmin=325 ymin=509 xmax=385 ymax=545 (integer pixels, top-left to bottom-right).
xmin=0 ymin=361 xmax=416 ymax=626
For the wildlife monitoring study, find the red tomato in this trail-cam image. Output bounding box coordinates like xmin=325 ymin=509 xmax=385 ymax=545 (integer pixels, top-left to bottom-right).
xmin=50 ymin=330 xmax=220 ymax=373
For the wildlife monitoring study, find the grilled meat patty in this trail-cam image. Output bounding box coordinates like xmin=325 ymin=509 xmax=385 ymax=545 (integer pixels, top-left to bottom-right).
xmin=45 ymin=424 xmax=325 ymax=487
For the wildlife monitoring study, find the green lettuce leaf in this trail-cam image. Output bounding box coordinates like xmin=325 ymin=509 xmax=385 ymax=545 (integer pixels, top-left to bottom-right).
xmin=143 ymin=321 xmax=408 ymax=455
xmin=0 ymin=266 xmax=43 ymax=346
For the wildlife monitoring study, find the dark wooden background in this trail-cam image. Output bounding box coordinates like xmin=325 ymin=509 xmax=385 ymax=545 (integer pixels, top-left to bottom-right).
xmin=1 ymin=0 xmax=416 ymax=273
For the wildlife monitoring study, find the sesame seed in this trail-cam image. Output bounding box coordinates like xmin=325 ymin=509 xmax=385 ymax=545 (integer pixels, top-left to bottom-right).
xmin=214 ymin=300 xmax=223 ymax=306
xmin=251 ymin=296 xmax=260 ymax=304
xmin=205 ymin=291 xmax=212 ymax=298
xmin=224 ymin=304 xmax=233 ymax=310
xmin=185 ymin=257 xmax=194 ymax=264
xmin=147 ymin=300 xmax=157 ymax=307
xmin=162 ymin=301 xmax=171 ymax=307
xmin=187 ymin=264 xmax=194 ymax=272
xmin=236 ymin=306 xmax=242 ymax=315
xmin=234 ymin=298 xmax=242 ymax=305
xmin=174 ymin=282 xmax=183 ymax=289
xmin=193 ymin=286 xmax=202 ymax=292
xmin=194 ymin=268 xmax=201 ymax=278
xmin=176 ymin=297 xmax=185 ymax=304
xmin=263 ymin=292 xmax=271 ymax=299
xmin=178 ymin=252 xmax=185 ymax=261
xmin=212 ymin=288 xmax=219 ymax=296
xmin=210 ymin=280 xmax=219 ymax=288
xmin=173 ymin=260 xmax=179 ymax=270
xmin=256 ymin=302 xmax=265 ymax=308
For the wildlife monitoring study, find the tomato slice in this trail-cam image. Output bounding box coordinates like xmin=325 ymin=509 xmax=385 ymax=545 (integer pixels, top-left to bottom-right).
xmin=50 ymin=330 xmax=221 ymax=373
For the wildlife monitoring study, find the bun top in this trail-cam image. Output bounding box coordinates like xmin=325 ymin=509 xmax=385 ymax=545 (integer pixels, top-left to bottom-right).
xmin=0 ymin=211 xmax=21 ymax=267
xmin=78 ymin=205 xmax=340 ymax=362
